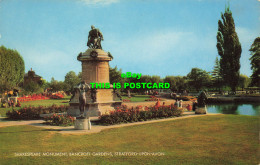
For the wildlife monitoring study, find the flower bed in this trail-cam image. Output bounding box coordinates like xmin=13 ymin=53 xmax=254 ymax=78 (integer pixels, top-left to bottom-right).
xmin=99 ymin=104 xmax=183 ymax=125
xmin=17 ymin=92 xmax=65 ymax=102
xmin=18 ymin=95 xmax=49 ymax=102
xmin=6 ymin=104 xmax=69 ymax=120
xmin=44 ymin=114 xmax=74 ymax=126
xmin=50 ymin=93 xmax=64 ymax=99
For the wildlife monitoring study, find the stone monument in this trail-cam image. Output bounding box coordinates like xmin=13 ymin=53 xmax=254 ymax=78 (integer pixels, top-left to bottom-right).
xmin=68 ymin=25 xmax=122 ymax=120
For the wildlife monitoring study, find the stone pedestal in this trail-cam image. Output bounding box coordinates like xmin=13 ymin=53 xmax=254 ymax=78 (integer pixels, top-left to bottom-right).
xmin=195 ymin=106 xmax=207 ymax=114
xmin=74 ymin=117 xmax=91 ymax=130
xmin=68 ymin=48 xmax=122 ymax=117
xmin=79 ymin=49 xmax=110 ymax=84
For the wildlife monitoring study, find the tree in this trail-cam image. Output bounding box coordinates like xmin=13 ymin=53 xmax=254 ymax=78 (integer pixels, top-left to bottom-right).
xmin=0 ymin=46 xmax=25 ymax=92
xmin=23 ymin=81 xmax=44 ymax=94
xmin=211 ymin=57 xmax=221 ymax=80
xmin=40 ymin=79 xmax=49 ymax=91
xmin=211 ymin=57 xmax=223 ymax=91
xmin=238 ymin=74 xmax=250 ymax=91
xmin=109 ymin=66 xmax=127 ymax=92
xmin=164 ymin=76 xmax=187 ymax=93
xmin=23 ymin=78 xmax=48 ymax=94
xmin=249 ymin=37 xmax=260 ymax=87
xmin=49 ymin=77 xmax=66 ymax=92
xmin=137 ymin=75 xmax=152 ymax=93
xmin=109 ymin=66 xmax=124 ymax=84
xmin=78 ymin=72 xmax=82 ymax=80
xmin=216 ymin=6 xmax=242 ymax=92
xmin=151 ymin=76 xmax=161 ymax=84
xmin=64 ymin=71 xmax=81 ymax=93
xmin=187 ymin=68 xmax=211 ymax=91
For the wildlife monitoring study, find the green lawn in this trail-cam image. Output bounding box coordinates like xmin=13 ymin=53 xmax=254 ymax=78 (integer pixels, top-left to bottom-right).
xmin=0 ymin=115 xmax=258 ymax=165
xmin=0 ymin=96 xmax=70 ymax=117
xmin=122 ymin=95 xmax=158 ymax=102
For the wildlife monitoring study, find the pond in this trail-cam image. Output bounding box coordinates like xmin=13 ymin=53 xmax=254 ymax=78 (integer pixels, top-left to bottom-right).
xmin=207 ymin=103 xmax=260 ymax=116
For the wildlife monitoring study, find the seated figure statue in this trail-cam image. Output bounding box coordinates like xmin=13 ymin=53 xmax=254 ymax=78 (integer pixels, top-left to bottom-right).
xmin=87 ymin=25 xmax=104 ymax=49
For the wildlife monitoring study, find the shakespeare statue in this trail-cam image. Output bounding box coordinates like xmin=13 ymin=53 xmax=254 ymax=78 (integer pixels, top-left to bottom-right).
xmin=87 ymin=25 xmax=104 ymax=49
xmin=78 ymin=81 xmax=90 ymax=117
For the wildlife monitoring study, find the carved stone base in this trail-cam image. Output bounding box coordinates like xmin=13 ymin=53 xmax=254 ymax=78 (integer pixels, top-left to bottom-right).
xmin=68 ymin=101 xmax=122 ymax=117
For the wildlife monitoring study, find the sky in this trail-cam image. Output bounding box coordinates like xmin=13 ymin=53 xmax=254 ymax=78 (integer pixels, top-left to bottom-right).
xmin=0 ymin=0 xmax=259 ymax=82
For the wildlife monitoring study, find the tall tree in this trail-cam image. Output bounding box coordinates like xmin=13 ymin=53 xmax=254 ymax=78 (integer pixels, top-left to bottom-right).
xmin=249 ymin=37 xmax=260 ymax=87
xmin=216 ymin=6 xmax=242 ymax=92
xmin=211 ymin=57 xmax=222 ymax=91
xmin=211 ymin=57 xmax=221 ymax=80
xmin=0 ymin=46 xmax=25 ymax=92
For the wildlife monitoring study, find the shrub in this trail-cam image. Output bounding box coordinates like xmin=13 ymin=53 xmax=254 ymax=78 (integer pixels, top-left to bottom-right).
xmin=6 ymin=106 xmax=40 ymax=120
xmin=176 ymin=96 xmax=197 ymax=101
xmin=6 ymin=104 xmax=69 ymax=120
xmin=99 ymin=104 xmax=183 ymax=125
xmin=44 ymin=114 xmax=74 ymax=126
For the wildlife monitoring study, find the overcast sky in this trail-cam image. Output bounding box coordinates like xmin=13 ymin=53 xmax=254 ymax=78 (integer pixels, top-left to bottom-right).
xmin=0 ymin=0 xmax=259 ymax=81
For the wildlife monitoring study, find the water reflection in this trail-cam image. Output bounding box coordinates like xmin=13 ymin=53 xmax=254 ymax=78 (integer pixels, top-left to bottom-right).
xmin=207 ymin=103 xmax=260 ymax=116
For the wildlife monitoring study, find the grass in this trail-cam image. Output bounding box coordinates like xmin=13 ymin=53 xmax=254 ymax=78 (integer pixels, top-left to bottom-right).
xmin=0 ymin=96 xmax=70 ymax=117
xmin=122 ymin=95 xmax=158 ymax=102
xmin=0 ymin=115 xmax=258 ymax=165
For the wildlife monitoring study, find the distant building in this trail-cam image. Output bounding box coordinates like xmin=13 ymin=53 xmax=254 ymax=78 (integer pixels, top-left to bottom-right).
xmin=23 ymin=68 xmax=43 ymax=86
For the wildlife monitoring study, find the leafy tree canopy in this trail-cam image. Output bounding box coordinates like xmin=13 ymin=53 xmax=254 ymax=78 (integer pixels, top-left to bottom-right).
xmin=249 ymin=37 xmax=260 ymax=87
xmin=163 ymin=76 xmax=187 ymax=93
xmin=187 ymin=68 xmax=211 ymax=91
xmin=64 ymin=71 xmax=81 ymax=93
xmin=238 ymin=74 xmax=251 ymax=90
xmin=0 ymin=46 xmax=25 ymax=92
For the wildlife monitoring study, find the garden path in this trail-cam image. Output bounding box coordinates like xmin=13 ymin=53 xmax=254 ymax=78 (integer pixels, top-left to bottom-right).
xmin=0 ymin=118 xmax=44 ymax=127
xmin=0 ymin=112 xmax=222 ymax=135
